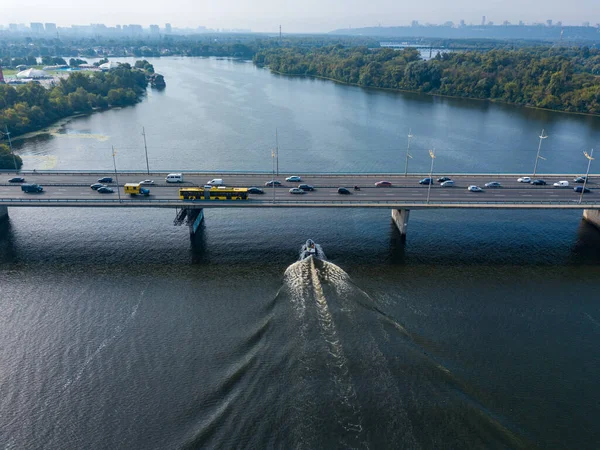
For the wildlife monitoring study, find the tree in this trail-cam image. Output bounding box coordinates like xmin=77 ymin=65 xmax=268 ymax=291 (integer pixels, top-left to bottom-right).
xmin=0 ymin=143 xmax=23 ymax=170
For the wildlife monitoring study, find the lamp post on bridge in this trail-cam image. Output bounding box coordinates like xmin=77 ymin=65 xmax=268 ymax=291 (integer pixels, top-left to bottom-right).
xmin=271 ymin=147 xmax=276 ymax=204
xmin=112 ymin=146 xmax=122 ymax=203
xmin=142 ymin=127 xmax=150 ymax=175
xmin=275 ymin=128 xmax=279 ymax=177
xmin=579 ymin=149 xmax=594 ymax=205
xmin=1 ymin=125 xmax=19 ymax=172
xmin=404 ymin=129 xmax=413 ymax=177
xmin=426 ymin=148 xmax=435 ymax=204
xmin=532 ymin=129 xmax=548 ymax=177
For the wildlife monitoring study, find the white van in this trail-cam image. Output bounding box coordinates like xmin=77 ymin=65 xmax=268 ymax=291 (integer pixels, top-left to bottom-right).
xmin=165 ymin=173 xmax=184 ymax=183
xmin=553 ymin=180 xmax=569 ymax=187
xmin=207 ymin=178 xmax=224 ymax=186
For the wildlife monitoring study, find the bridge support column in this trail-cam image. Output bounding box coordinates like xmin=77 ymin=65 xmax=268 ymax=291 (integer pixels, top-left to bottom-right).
xmin=0 ymin=206 xmax=7 ymax=223
xmin=391 ymin=209 xmax=410 ymax=237
xmin=188 ymin=208 xmax=204 ymax=236
xmin=583 ymin=209 xmax=600 ymax=231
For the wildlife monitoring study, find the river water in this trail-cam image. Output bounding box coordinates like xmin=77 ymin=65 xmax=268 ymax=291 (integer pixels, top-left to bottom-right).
xmin=1 ymin=57 xmax=600 ymax=449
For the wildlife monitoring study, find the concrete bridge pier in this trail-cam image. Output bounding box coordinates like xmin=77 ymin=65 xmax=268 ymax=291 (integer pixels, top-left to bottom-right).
xmin=0 ymin=206 xmax=8 ymax=223
xmin=583 ymin=209 xmax=600 ymax=230
xmin=391 ymin=209 xmax=410 ymax=237
xmin=188 ymin=208 xmax=204 ymax=236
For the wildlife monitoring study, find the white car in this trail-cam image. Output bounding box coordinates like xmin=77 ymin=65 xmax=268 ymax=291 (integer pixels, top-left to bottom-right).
xmin=140 ymin=179 xmax=154 ymax=185
xmin=441 ymin=180 xmax=455 ymax=187
xmin=289 ymin=188 xmax=305 ymax=194
xmin=553 ymin=180 xmax=569 ymax=187
xmin=468 ymin=185 xmax=483 ymax=192
xmin=517 ymin=177 xmax=532 ymax=183
xmin=286 ymin=176 xmax=302 ymax=182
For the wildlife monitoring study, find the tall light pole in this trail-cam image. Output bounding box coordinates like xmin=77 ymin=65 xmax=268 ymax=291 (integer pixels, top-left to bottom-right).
xmin=142 ymin=127 xmax=150 ymax=175
xmin=275 ymin=128 xmax=279 ymax=176
xmin=580 ymin=149 xmax=594 ymax=204
xmin=271 ymin=147 xmax=276 ymax=203
xmin=404 ymin=129 xmax=413 ymax=177
xmin=112 ymin=146 xmax=122 ymax=202
xmin=2 ymin=125 xmax=19 ymax=172
xmin=533 ymin=129 xmax=548 ymax=177
xmin=426 ymin=148 xmax=435 ymax=203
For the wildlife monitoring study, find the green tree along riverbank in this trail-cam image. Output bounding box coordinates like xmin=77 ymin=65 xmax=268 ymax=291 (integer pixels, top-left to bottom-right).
xmin=0 ymin=62 xmax=152 ymax=169
xmin=254 ymin=46 xmax=600 ymax=115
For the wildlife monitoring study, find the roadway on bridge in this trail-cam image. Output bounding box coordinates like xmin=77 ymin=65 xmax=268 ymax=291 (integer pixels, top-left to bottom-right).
xmin=0 ymin=172 xmax=596 ymax=205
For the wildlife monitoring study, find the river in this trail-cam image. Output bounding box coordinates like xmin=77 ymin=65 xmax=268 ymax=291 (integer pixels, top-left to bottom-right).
xmin=1 ymin=57 xmax=600 ymax=449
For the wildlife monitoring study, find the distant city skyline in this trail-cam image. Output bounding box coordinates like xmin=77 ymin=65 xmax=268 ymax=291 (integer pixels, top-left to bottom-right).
xmin=2 ymin=0 xmax=599 ymax=33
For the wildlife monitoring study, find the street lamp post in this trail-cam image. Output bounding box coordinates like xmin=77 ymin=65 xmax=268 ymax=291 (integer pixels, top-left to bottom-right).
xmin=426 ymin=148 xmax=435 ymax=203
xmin=580 ymin=149 xmax=594 ymax=204
xmin=142 ymin=127 xmax=150 ymax=175
xmin=404 ymin=129 xmax=413 ymax=177
xmin=533 ymin=129 xmax=548 ymax=177
xmin=112 ymin=146 xmax=122 ymax=202
xmin=2 ymin=125 xmax=19 ymax=172
xmin=271 ymin=148 xmax=276 ymax=203
xmin=275 ymin=128 xmax=279 ymax=176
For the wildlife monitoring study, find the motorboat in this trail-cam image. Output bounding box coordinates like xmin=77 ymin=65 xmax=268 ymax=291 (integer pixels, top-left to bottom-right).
xmin=300 ymin=239 xmax=325 ymax=260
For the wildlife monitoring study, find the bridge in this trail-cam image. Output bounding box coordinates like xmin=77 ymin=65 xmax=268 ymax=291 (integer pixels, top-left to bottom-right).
xmin=1 ymin=171 xmax=599 ymax=237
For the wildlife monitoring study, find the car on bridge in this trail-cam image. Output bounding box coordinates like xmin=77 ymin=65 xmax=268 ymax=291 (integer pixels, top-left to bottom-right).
xmin=517 ymin=177 xmax=531 ymax=183
xmin=140 ymin=179 xmax=154 ymax=185
xmin=485 ymin=182 xmax=502 ymax=188
xmin=90 ymin=183 xmax=104 ymax=190
xmin=468 ymin=185 xmax=483 ymax=192
xmin=441 ymin=180 xmax=455 ymax=187
xmin=418 ymin=178 xmax=433 ymax=185
xmin=8 ymin=177 xmax=25 ymax=183
xmin=265 ymin=180 xmax=282 ymax=187
xmin=574 ymin=186 xmax=591 ymax=193
xmin=97 ymin=177 xmax=113 ymax=183
xmin=286 ymin=176 xmax=302 ymax=182
xmin=531 ymin=179 xmax=547 ymax=185
xmin=337 ymin=187 xmax=351 ymax=195
xmin=437 ymin=176 xmax=451 ymax=183
xmin=375 ymin=181 xmax=392 ymax=187
xmin=574 ymin=176 xmax=588 ymax=183
xmin=289 ymin=188 xmax=305 ymax=194
xmin=298 ymin=184 xmax=314 ymax=191
xmin=247 ymin=187 xmax=264 ymax=194
xmin=553 ymin=181 xmax=569 ymax=187
xmin=97 ymin=187 xmax=114 ymax=193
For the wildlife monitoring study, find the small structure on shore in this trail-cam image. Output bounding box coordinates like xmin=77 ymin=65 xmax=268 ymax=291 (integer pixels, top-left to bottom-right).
xmin=16 ymin=68 xmax=47 ymax=79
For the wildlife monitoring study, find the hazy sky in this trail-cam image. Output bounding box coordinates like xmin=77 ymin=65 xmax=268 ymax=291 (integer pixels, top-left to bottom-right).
xmin=3 ymin=0 xmax=598 ymax=33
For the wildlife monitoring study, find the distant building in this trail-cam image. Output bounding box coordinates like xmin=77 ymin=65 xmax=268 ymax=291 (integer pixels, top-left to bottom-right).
xmin=583 ymin=21 xmax=590 ymax=27
xmin=459 ymin=20 xmax=465 ymax=27
xmin=411 ymin=20 xmax=419 ymax=27
xmin=503 ymin=20 xmax=510 ymax=26
xmin=546 ymin=19 xmax=553 ymax=27
xmin=9 ymin=24 xmax=18 ymax=32
xmin=45 ymin=23 xmax=57 ymax=33
xmin=149 ymin=24 xmax=159 ymax=34
xmin=165 ymin=23 xmax=172 ymax=33
xmin=30 ymin=22 xmax=44 ymax=33
xmin=481 ymin=16 xmax=486 ymax=26
xmin=487 ymin=21 xmax=494 ymax=26
xmin=519 ymin=21 xmax=525 ymax=26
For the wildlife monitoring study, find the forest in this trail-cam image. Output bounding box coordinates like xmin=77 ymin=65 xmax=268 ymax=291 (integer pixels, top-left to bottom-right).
xmin=0 ymin=62 xmax=151 ymax=168
xmin=253 ymin=46 xmax=600 ymax=115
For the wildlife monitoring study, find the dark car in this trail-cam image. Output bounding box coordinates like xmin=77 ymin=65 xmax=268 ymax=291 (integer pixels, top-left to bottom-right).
xmin=531 ymin=179 xmax=547 ymax=185
xmin=437 ymin=176 xmax=451 ymax=183
xmin=574 ymin=176 xmax=588 ymax=183
xmin=264 ymin=180 xmax=282 ymax=187
xmin=419 ymin=178 xmax=434 ymax=185
xmin=90 ymin=183 xmax=104 ymax=190
xmin=247 ymin=187 xmax=264 ymax=194
xmin=338 ymin=187 xmax=351 ymax=195
xmin=97 ymin=177 xmax=113 ymax=183
xmin=574 ymin=186 xmax=591 ymax=193
xmin=375 ymin=181 xmax=392 ymax=187
xmin=97 ymin=186 xmax=114 ymax=193
xmin=8 ymin=177 xmax=25 ymax=183
xmin=298 ymin=184 xmax=314 ymax=191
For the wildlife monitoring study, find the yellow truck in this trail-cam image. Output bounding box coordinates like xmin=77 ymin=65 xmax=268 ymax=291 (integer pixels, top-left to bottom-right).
xmin=124 ymin=183 xmax=150 ymax=196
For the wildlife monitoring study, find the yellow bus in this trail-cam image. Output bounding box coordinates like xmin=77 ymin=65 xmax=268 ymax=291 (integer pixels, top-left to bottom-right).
xmin=179 ymin=187 xmax=248 ymax=201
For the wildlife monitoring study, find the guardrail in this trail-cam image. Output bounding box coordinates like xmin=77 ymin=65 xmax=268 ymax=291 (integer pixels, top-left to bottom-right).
xmin=1 ymin=198 xmax=599 ymax=208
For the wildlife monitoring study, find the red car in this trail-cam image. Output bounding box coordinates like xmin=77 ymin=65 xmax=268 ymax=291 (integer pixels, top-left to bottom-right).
xmin=375 ymin=181 xmax=392 ymax=187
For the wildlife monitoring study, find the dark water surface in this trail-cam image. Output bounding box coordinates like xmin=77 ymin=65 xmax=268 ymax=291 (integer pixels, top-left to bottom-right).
xmin=2 ymin=58 xmax=600 ymax=449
